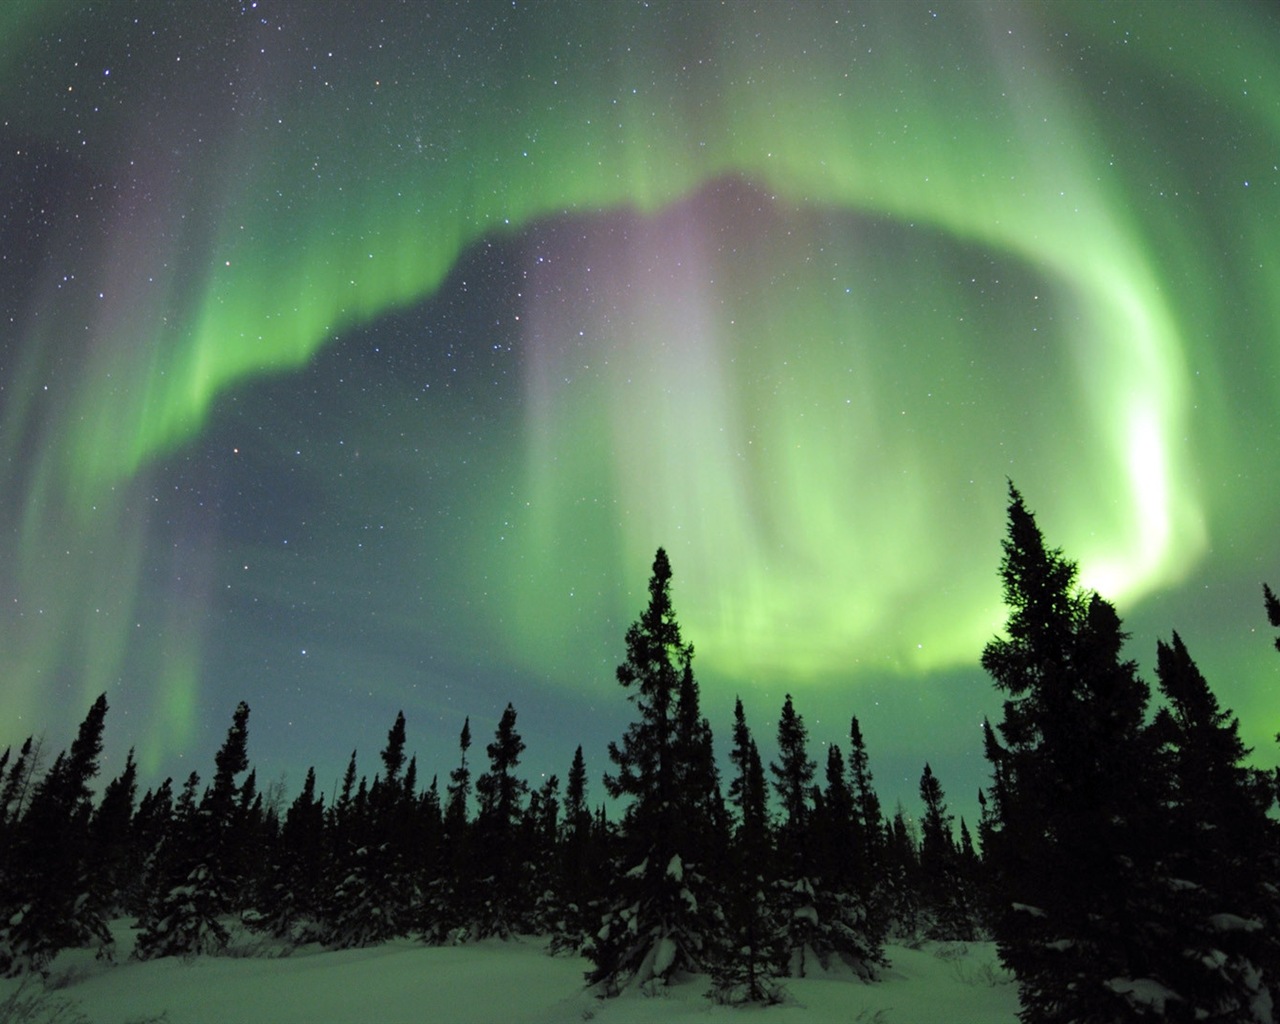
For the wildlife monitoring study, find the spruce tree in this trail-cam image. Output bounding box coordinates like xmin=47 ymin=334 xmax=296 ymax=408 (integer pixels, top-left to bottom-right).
xmin=769 ymin=693 xmax=820 ymax=975
xmin=411 ymin=773 xmax=443 ymax=904
xmin=445 ymin=717 xmax=472 ymax=838
xmin=917 ymin=763 xmax=976 ymax=940
xmin=0 ymin=737 xmax=39 ymax=833
xmin=727 ymin=700 xmax=769 ymax=864
xmin=89 ymin=748 xmax=138 ymax=920
xmin=1148 ymin=632 xmax=1277 ymax=1021
xmin=476 ymin=704 xmax=528 ymax=830
xmin=252 ymin=766 xmax=326 ymax=943
xmin=672 ymin=659 xmax=730 ymax=903
xmin=1263 ymin=583 xmax=1280 ymax=653
xmin=323 ymin=712 xmax=419 ymax=948
xmin=550 ymin=745 xmax=598 ymax=954
xmin=882 ymin=804 xmax=922 ymax=939
xmin=136 ymin=701 xmax=253 ymax=960
xmin=522 ymin=773 xmax=561 ymax=932
xmin=587 ymin=547 xmax=716 ymax=993
xmin=819 ymin=746 xmax=855 ymax=889
xmin=472 ymin=703 xmax=530 ymax=937
xmin=710 ymin=698 xmax=785 ymax=1005
xmin=126 ymin=778 xmax=174 ymax=918
xmin=370 ymin=713 xmax=418 ymax=938
xmin=0 ymin=694 xmax=111 ymax=975
xmin=769 ymin=694 xmax=881 ymax=978
xmin=381 ymin=711 xmax=407 ymax=783
xmin=231 ymin=769 xmax=271 ymax=906
xmin=917 ymin=765 xmax=951 ymax=874
xmin=980 ymin=484 xmax=1164 ymax=1023
xmin=321 ymin=766 xmax=395 ymax=949
xmin=847 ymin=715 xmax=886 ymax=922
xmin=770 ymin=694 xmax=815 ymax=856
xmin=422 ymin=718 xmax=475 ymax=943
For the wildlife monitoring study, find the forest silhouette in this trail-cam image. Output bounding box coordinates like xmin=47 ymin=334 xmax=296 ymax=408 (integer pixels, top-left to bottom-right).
xmin=0 ymin=484 xmax=1276 ymax=1022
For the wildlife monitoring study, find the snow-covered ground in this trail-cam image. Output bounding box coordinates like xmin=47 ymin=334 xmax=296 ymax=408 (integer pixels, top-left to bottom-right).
xmin=2 ymin=922 xmax=1020 ymax=1023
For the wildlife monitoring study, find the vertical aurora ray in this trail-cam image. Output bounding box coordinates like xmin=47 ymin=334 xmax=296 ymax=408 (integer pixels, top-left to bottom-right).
xmin=1 ymin=2 xmax=1278 ymax=776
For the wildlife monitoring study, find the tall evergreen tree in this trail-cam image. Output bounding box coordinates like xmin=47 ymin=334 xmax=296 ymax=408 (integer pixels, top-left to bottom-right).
xmin=981 ymin=484 xmax=1165 ymax=1023
xmin=126 ymin=778 xmax=174 ymax=917
xmin=252 ymin=765 xmax=326 ymax=943
xmin=472 ymin=703 xmax=531 ymax=937
xmin=381 ymin=711 xmax=407 ymax=784
xmin=0 ymin=738 xmax=38 ymax=838
xmin=324 ymin=711 xmax=420 ymax=947
xmin=521 ymin=772 xmax=561 ymax=931
xmin=672 ymin=659 xmax=729 ymax=892
xmin=769 ymin=692 xmax=821 ymax=974
xmin=207 ymin=702 xmax=251 ymax=822
xmin=476 ymin=704 xmax=528 ymax=830
xmin=769 ymin=694 xmax=881 ymax=978
xmin=444 ymin=717 xmax=472 ymax=839
xmin=770 ymin=694 xmax=815 ymax=860
xmin=710 ymin=698 xmax=785 ymax=1005
xmin=587 ymin=547 xmax=716 ymax=993
xmin=423 ymin=717 xmax=475 ymax=943
xmin=565 ymin=746 xmax=589 ymax=833
xmin=727 ymin=699 xmax=769 ymax=863
xmin=1263 ymin=583 xmax=1280 ymax=653
xmin=846 ymin=716 xmax=885 ymax=916
xmin=136 ymin=702 xmax=253 ymax=960
xmin=917 ymin=763 xmax=976 ymax=940
xmin=1148 ymin=632 xmax=1277 ymax=1021
xmin=819 ymin=745 xmax=855 ymax=889
xmin=0 ymin=694 xmax=111 ymax=975
xmin=231 ymin=769 xmax=271 ymax=906
xmin=917 ymin=764 xmax=952 ymax=876
xmin=89 ymin=748 xmax=138 ymax=919
xmin=550 ymin=745 xmax=598 ymax=954
xmin=412 ymin=773 xmax=443 ymax=896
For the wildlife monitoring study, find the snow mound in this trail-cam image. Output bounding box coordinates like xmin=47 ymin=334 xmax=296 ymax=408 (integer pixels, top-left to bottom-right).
xmin=1 ymin=924 xmax=1021 ymax=1024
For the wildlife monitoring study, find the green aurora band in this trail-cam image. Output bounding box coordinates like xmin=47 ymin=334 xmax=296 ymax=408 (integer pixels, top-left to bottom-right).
xmin=1 ymin=2 xmax=1278 ymax=775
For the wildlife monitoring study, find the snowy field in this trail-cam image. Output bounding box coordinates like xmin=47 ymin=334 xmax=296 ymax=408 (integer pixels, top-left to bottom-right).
xmin=1 ymin=922 xmax=1020 ymax=1024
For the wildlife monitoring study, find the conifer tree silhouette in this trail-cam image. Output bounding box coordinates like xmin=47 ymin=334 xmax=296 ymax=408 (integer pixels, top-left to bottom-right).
xmin=0 ymin=694 xmax=111 ymax=974
xmin=709 ymin=697 xmax=785 ymax=1005
xmin=1149 ymin=632 xmax=1277 ymax=1019
xmin=549 ymin=745 xmax=598 ymax=953
xmin=587 ymin=548 xmax=716 ymax=993
xmin=472 ymin=703 xmax=530 ymax=937
xmin=916 ymin=763 xmax=977 ymax=940
xmin=136 ymin=702 xmax=252 ymax=960
xmin=981 ymin=484 xmax=1164 ymax=1022
xmin=847 ymin=715 xmax=885 ymax=920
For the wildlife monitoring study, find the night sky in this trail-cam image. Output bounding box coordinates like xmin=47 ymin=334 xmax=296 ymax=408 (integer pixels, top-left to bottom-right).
xmin=2 ymin=1 xmax=1278 ymax=824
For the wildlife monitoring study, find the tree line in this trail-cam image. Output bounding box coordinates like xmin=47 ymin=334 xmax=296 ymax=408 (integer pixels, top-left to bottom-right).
xmin=0 ymin=483 xmax=1276 ymax=1021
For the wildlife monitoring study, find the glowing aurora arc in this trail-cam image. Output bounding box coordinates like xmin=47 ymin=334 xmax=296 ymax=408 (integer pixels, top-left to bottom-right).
xmin=3 ymin=1 xmax=1277 ymax=767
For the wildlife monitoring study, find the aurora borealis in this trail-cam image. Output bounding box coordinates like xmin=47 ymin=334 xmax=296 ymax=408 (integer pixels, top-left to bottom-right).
xmin=2 ymin=1 xmax=1278 ymax=816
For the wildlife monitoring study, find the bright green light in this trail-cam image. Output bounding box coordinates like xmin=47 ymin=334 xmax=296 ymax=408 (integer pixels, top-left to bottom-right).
xmin=1 ymin=2 xmax=1277 ymax=769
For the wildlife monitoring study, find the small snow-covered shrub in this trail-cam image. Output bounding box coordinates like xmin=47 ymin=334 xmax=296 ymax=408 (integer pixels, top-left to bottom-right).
xmin=706 ymin=970 xmax=788 ymax=1007
xmin=950 ymin=956 xmax=1014 ymax=988
xmin=132 ymin=866 xmax=231 ymax=961
xmin=932 ymin=941 xmax=969 ymax=962
xmin=221 ymin=919 xmax=291 ymax=959
xmin=0 ymin=975 xmax=89 ymax=1024
xmin=40 ymin=962 xmax=93 ymax=993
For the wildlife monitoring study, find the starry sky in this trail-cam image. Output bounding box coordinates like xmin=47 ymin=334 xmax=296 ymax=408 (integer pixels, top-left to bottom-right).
xmin=2 ymin=1 xmax=1278 ymax=824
